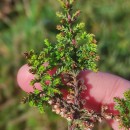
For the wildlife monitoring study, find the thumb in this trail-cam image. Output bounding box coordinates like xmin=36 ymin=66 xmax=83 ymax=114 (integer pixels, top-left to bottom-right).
xmin=78 ymin=70 xmax=130 ymax=130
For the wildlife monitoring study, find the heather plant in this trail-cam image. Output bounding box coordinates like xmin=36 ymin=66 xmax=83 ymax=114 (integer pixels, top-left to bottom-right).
xmin=114 ymin=90 xmax=130 ymax=130
xmin=19 ymin=0 xmax=130 ymax=130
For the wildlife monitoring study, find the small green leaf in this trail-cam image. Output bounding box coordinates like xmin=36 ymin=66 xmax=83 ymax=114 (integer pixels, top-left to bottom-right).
xmin=44 ymin=39 xmax=50 ymax=47
xmin=29 ymin=101 xmax=35 ymax=107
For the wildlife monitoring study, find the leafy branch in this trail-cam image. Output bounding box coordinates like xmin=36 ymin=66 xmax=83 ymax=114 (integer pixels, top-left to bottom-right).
xmin=21 ymin=0 xmax=130 ymax=130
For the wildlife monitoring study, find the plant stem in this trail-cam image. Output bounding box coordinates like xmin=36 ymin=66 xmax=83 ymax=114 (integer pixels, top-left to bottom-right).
xmin=68 ymin=122 xmax=76 ymax=130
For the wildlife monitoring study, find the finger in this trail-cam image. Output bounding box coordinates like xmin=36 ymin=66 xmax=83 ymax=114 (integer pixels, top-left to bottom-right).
xmin=78 ymin=70 xmax=130 ymax=111
xmin=78 ymin=70 xmax=130 ymax=130
xmin=17 ymin=64 xmax=61 ymax=93
xmin=17 ymin=64 xmax=42 ymax=93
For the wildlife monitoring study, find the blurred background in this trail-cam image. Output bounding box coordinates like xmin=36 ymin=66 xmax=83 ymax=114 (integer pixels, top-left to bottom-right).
xmin=0 ymin=0 xmax=130 ymax=130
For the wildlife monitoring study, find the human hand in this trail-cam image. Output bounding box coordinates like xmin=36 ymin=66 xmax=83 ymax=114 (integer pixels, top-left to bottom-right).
xmin=17 ymin=64 xmax=130 ymax=130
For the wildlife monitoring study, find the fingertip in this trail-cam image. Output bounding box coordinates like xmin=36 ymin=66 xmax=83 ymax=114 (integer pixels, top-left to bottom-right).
xmin=17 ymin=64 xmax=34 ymax=93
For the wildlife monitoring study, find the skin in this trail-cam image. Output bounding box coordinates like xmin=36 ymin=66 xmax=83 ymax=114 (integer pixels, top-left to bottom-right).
xmin=17 ymin=64 xmax=130 ymax=130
